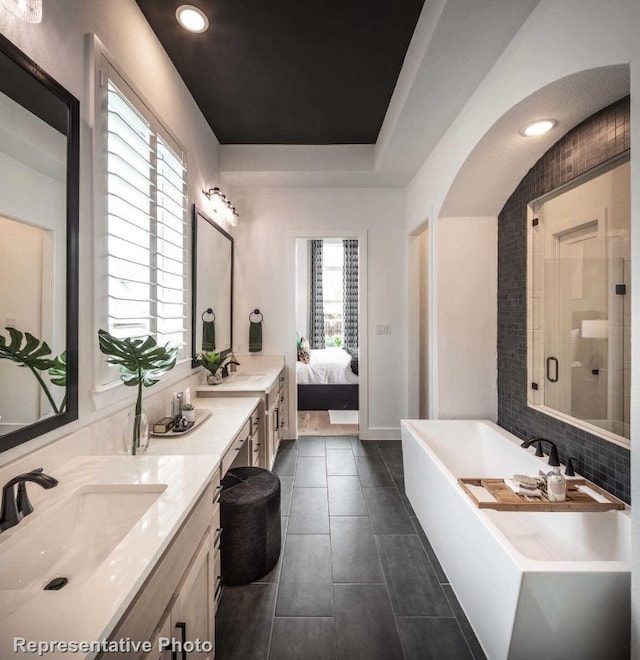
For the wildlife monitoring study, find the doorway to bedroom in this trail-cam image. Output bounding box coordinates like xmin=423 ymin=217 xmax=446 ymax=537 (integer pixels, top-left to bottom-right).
xmin=295 ymin=237 xmax=360 ymax=436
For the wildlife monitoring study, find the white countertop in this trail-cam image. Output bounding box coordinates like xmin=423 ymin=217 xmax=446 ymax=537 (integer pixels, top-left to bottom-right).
xmin=0 ymin=454 xmax=218 ymax=658
xmin=146 ymin=396 xmax=260 ymax=456
xmin=194 ymin=354 xmax=284 ymax=395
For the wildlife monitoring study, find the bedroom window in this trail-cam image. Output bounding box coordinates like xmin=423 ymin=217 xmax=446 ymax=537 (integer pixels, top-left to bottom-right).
xmin=97 ymin=58 xmax=188 ymax=385
xmin=322 ymin=240 xmax=344 ymax=346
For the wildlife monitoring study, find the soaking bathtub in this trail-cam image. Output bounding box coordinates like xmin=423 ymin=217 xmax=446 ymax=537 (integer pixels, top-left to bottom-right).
xmin=401 ymin=419 xmax=630 ymax=660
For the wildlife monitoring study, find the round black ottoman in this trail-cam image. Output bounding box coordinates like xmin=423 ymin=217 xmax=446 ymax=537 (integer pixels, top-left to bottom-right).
xmin=220 ymin=467 xmax=281 ymax=585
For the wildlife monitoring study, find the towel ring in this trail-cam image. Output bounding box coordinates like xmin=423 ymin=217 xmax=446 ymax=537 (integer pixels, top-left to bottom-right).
xmin=249 ymin=309 xmax=263 ymax=323
xmin=202 ymin=308 xmax=216 ymax=322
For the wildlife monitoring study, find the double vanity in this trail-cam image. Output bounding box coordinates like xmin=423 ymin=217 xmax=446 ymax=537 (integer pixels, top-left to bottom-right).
xmin=0 ymin=357 xmax=287 ymax=659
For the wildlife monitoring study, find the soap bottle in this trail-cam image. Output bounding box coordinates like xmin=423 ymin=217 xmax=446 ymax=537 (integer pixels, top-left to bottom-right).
xmin=546 ymin=466 xmax=566 ymax=502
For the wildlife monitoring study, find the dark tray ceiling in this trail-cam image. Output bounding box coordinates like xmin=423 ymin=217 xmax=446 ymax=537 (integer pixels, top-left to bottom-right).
xmin=136 ymin=0 xmax=424 ymax=144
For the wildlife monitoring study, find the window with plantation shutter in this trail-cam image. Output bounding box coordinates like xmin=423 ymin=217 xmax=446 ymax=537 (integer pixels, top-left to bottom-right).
xmin=98 ymin=60 xmax=187 ymax=385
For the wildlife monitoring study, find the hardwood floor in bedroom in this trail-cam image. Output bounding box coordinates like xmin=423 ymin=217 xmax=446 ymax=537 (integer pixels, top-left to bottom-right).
xmin=297 ymin=411 xmax=359 ymax=436
xmin=215 ymin=437 xmax=486 ymax=660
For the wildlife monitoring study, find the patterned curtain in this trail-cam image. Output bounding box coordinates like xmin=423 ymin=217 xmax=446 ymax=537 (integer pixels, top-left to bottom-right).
xmin=309 ymin=239 xmax=325 ymax=349
xmin=343 ymin=239 xmax=358 ymax=348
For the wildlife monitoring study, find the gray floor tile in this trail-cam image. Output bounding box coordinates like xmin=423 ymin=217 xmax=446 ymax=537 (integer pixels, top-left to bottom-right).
xmin=299 ymin=436 xmax=326 ymax=456
xmin=269 ymin=618 xmax=337 ymax=660
xmin=397 ymin=617 xmax=473 ymax=660
xmin=412 ymin=517 xmax=448 ymax=584
xmin=330 ymin=516 xmax=385 ymax=583
xmin=355 ymin=455 xmax=395 ymax=487
xmin=273 ymin=447 xmax=297 ymax=476
xmin=334 ymin=584 xmax=404 ymax=660
xmin=363 ymin=488 xmax=415 ymax=534
xmin=327 ymin=449 xmax=358 ymax=476
xmin=279 ymin=476 xmax=294 ymax=515
xmin=376 ymin=535 xmax=451 ymax=616
xmin=377 ymin=444 xmax=404 ymax=481
xmin=216 ymin=583 xmax=277 ymax=660
xmin=328 ymin=476 xmax=368 ymax=516
xmin=295 ymin=456 xmax=327 ymax=487
xmin=288 ymin=487 xmax=329 ymax=534
xmin=326 ymin=437 xmax=353 ymax=449
xmin=351 ymin=437 xmax=381 ymax=457
xmin=443 ymin=585 xmax=487 ymax=660
xmin=393 ymin=476 xmax=417 ymax=516
xmin=276 ymin=535 xmax=334 ymax=616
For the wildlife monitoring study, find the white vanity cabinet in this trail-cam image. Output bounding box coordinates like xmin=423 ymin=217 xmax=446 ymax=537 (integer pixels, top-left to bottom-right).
xmin=195 ymin=360 xmax=287 ymax=470
xmin=101 ymin=479 xmax=218 ymax=660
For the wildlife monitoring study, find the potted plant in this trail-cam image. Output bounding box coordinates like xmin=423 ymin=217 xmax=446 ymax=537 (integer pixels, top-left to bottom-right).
xmin=98 ymin=329 xmax=177 ymax=455
xmin=182 ymin=402 xmax=196 ymax=423
xmin=195 ymin=350 xmax=239 ymax=385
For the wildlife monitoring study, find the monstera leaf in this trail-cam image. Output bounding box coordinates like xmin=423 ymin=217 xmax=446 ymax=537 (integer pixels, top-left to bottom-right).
xmin=48 ymin=351 xmax=67 ymax=386
xmin=0 ymin=328 xmax=55 ymax=371
xmin=98 ymin=329 xmax=178 ymax=389
xmin=0 ymin=328 xmax=61 ymax=413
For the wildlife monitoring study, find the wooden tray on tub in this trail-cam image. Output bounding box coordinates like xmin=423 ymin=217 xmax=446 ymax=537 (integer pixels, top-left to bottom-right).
xmin=458 ymin=477 xmax=625 ymax=512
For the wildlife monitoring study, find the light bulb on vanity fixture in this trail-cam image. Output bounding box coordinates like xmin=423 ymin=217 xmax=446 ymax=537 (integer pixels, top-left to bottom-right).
xmin=205 ymin=186 xmax=239 ymax=228
xmin=2 ymin=0 xmax=42 ymax=23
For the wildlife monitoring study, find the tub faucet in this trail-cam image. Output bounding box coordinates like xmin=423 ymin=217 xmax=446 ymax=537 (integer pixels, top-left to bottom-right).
xmin=521 ymin=438 xmax=560 ymax=466
xmin=0 ymin=468 xmax=58 ymax=533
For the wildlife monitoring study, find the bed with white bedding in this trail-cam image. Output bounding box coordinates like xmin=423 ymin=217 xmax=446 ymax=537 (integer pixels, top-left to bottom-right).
xmin=297 ymin=348 xmax=359 ymax=410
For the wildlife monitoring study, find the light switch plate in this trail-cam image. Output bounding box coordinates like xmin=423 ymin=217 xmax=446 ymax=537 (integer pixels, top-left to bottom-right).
xmin=376 ymin=324 xmax=391 ymax=334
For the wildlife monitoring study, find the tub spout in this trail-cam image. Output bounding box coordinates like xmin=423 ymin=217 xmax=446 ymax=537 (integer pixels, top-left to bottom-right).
xmin=521 ymin=437 xmax=560 ymax=466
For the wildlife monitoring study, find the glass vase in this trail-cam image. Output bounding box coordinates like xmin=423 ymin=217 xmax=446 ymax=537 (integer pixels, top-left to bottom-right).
xmin=123 ymin=410 xmax=149 ymax=455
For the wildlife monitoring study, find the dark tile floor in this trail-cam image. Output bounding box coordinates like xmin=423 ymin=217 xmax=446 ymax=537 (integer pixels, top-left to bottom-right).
xmin=215 ymin=437 xmax=486 ymax=660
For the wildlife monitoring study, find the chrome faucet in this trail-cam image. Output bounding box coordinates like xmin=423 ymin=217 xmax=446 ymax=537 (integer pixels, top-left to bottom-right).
xmin=0 ymin=467 xmax=58 ymax=533
xmin=520 ymin=437 xmax=560 ymax=466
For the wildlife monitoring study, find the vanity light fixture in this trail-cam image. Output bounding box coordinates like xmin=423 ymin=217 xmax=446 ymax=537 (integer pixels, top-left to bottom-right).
xmin=520 ymin=119 xmax=557 ymax=137
xmin=1 ymin=0 xmax=42 ymax=23
xmin=176 ymin=4 xmax=209 ymax=33
xmin=205 ymin=187 xmax=239 ymax=227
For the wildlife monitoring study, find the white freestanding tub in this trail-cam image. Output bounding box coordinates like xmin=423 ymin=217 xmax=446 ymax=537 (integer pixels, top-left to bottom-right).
xmin=401 ymin=419 xmax=630 ymax=660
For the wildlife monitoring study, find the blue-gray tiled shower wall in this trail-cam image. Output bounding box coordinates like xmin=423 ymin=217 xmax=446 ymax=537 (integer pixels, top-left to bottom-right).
xmin=497 ymin=96 xmax=631 ymax=503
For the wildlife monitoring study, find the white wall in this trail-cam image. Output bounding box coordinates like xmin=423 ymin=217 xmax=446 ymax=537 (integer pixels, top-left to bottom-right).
xmin=295 ymin=239 xmax=309 ymax=338
xmin=0 ymin=0 xmax=222 ymax=466
xmin=435 ymin=217 xmax=497 ymax=419
xmin=232 ymin=187 xmax=406 ymax=439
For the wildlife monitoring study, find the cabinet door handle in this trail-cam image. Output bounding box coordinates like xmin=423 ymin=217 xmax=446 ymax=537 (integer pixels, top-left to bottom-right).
xmin=214 ymin=575 xmax=223 ymax=601
xmin=212 ymin=484 xmax=223 ymax=505
xmin=214 ymin=527 xmax=223 ymax=549
xmin=174 ymin=622 xmax=187 ymax=660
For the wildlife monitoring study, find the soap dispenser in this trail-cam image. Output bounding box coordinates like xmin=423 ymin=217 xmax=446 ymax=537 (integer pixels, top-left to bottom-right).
xmin=545 ymin=445 xmax=566 ymax=502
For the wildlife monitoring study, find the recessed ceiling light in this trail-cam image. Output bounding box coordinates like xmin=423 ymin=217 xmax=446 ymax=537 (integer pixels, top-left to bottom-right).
xmin=176 ymin=5 xmax=209 ymax=33
xmin=520 ymin=119 xmax=557 ymax=137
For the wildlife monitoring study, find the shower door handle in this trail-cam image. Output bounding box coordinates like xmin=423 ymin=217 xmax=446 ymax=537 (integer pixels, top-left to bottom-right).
xmin=546 ymin=356 xmax=559 ymax=383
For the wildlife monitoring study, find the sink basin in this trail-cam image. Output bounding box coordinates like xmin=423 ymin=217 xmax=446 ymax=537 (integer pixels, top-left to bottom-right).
xmin=0 ymin=483 xmax=166 ymax=591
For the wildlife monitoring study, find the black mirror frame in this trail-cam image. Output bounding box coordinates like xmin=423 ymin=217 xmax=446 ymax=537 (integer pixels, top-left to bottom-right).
xmin=191 ymin=204 xmax=234 ymax=366
xmin=0 ymin=34 xmax=79 ymax=453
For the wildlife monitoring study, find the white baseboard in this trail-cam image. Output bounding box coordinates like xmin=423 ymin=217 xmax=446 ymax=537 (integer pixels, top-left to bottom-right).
xmin=359 ymin=427 xmax=401 ymax=441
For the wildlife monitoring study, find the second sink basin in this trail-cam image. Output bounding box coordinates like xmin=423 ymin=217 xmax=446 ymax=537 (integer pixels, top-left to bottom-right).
xmin=0 ymin=483 xmax=166 ymax=591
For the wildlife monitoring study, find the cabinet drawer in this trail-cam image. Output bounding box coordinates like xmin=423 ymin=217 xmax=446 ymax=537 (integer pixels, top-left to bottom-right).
xmin=266 ymin=379 xmax=279 ymax=411
xmin=221 ymin=419 xmax=251 ymax=474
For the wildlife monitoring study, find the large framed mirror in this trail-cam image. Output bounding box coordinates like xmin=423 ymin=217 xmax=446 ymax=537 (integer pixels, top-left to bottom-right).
xmin=191 ymin=205 xmax=233 ymax=363
xmin=527 ymin=154 xmax=630 ymax=447
xmin=0 ymin=34 xmax=79 ymax=452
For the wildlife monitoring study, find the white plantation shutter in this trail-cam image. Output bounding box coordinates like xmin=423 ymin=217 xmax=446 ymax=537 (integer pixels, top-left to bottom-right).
xmin=101 ymin=64 xmax=187 ymax=384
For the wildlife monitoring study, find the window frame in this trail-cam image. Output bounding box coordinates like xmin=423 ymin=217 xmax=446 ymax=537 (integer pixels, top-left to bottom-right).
xmin=93 ymin=46 xmax=189 ymax=390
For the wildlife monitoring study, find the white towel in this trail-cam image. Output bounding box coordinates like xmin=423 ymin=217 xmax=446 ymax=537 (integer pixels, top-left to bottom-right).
xmin=504 ymin=478 xmax=542 ymax=498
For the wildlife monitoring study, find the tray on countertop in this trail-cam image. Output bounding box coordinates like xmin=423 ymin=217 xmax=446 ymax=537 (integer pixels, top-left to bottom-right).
xmin=150 ymin=408 xmax=211 ymax=438
xmin=458 ymin=477 xmax=625 ymax=512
